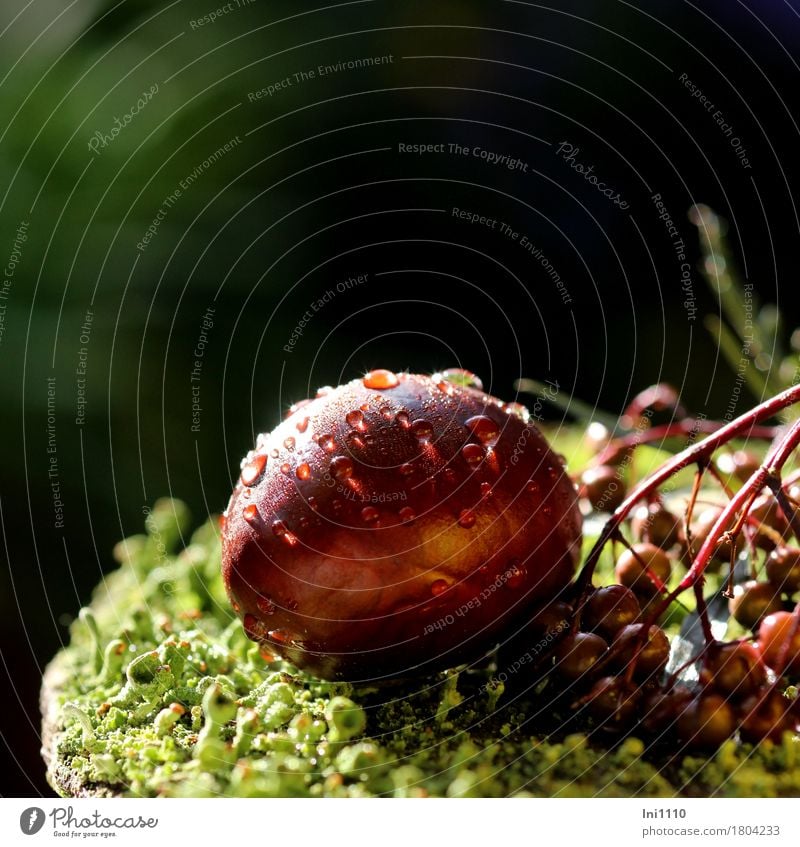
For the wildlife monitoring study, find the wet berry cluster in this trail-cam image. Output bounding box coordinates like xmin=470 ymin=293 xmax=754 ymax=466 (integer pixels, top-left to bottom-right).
xmin=507 ymin=504 xmax=800 ymax=751
xmin=567 ymin=411 xmax=800 ymax=751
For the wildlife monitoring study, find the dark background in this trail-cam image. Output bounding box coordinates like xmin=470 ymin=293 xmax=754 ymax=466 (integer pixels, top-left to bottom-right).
xmin=1 ymin=0 xmax=799 ymax=795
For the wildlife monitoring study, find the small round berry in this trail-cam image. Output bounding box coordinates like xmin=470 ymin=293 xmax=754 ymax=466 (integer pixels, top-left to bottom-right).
xmin=527 ymin=601 xmax=573 ymax=640
xmin=583 ymin=584 xmax=641 ymax=639
xmin=729 ymin=580 xmax=783 ymax=631
xmin=689 ymin=506 xmax=742 ymax=564
xmin=716 ymin=450 xmax=761 ymax=485
xmin=640 ymin=686 xmax=693 ymax=735
xmin=677 ymin=694 xmax=737 ymax=750
xmin=553 ymin=632 xmax=608 ymax=682
xmin=584 ymin=676 xmax=640 ymax=726
xmin=738 ymin=688 xmax=796 ymax=744
xmin=757 ymin=611 xmax=800 ymax=675
xmin=699 ymin=641 xmax=765 ymax=700
xmin=615 ymin=543 xmax=672 ymax=599
xmin=578 ymin=466 xmax=626 ymax=512
xmin=582 ymin=423 xmax=632 ymax=465
xmin=631 ymin=503 xmax=682 ymax=550
xmin=610 ymin=623 xmax=670 ymax=679
xmin=749 ymin=494 xmax=790 ymax=551
xmin=766 ymin=546 xmax=800 ymax=595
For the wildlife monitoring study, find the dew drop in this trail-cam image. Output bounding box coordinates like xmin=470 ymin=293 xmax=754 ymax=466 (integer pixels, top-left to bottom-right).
xmin=280 ymin=462 xmax=291 ymax=475
xmin=268 ymin=629 xmax=290 ymax=645
xmin=259 ymin=645 xmax=276 ymax=663
xmin=480 ymin=481 xmax=493 ymax=497
xmin=308 ymin=496 xmax=318 ymax=511
xmin=316 ymin=386 xmax=333 ymax=398
xmin=331 ymin=499 xmax=343 ymax=513
xmin=441 ymin=368 xmax=483 ymax=390
xmin=504 ymin=402 xmax=529 ymax=421
xmin=398 ymin=462 xmax=415 ymax=477
xmin=296 ymin=416 xmax=310 ymax=434
xmin=256 ymin=597 xmax=276 ymax=616
xmin=318 ymin=433 xmax=336 ymax=452
xmin=296 ymin=463 xmax=311 ymax=481
xmin=270 ymin=448 xmax=280 ymax=459
xmin=395 ymin=411 xmax=410 ymax=429
xmin=542 ymin=505 xmax=553 ymax=517
xmin=436 ymin=381 xmax=455 ymax=397
xmin=465 ymin=415 xmax=499 ymax=443
xmin=399 ymin=506 xmax=416 ymax=522
xmin=242 ymin=504 xmax=261 ymax=526
xmin=380 ymin=404 xmax=393 ymax=419
xmin=346 ymin=409 xmax=366 ymax=431
xmin=363 ymin=369 xmax=399 ymax=390
xmin=361 ymin=506 xmax=379 ymax=523
xmin=458 ymin=509 xmax=476 ymax=529
xmin=330 ymin=455 xmax=354 ymax=480
xmin=346 ymin=431 xmax=365 ymax=450
xmin=485 ymin=448 xmax=502 ymax=474
xmin=505 ymin=563 xmax=526 ymax=589
xmin=289 ymin=398 xmax=313 ymax=416
xmin=411 ymin=419 xmax=434 ymax=443
xmin=442 ymin=468 xmax=457 ymax=485
xmin=284 ymin=436 xmax=296 ymax=451
xmin=461 ymin=443 xmax=485 ymax=467
xmin=431 ymin=579 xmax=448 ymax=596
xmin=241 ymin=454 xmax=266 ymax=486
xmin=527 ymin=480 xmax=540 ymax=494
xmin=243 ymin=613 xmax=267 ymax=641
xmin=271 ymin=519 xmax=289 ymax=538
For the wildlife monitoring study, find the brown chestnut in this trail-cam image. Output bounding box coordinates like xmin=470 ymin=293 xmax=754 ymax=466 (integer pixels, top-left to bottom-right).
xmin=222 ymin=370 xmax=582 ymax=680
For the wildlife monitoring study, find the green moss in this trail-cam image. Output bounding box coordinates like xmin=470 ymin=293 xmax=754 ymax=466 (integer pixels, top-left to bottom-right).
xmin=44 ymin=500 xmax=800 ymax=798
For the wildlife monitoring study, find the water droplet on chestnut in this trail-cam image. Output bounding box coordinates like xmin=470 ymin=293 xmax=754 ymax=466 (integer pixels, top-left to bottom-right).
xmin=361 ymin=506 xmax=379 ymax=524
xmin=465 ymin=415 xmax=499 ymax=443
xmin=346 ymin=410 xmax=366 ymax=431
xmin=241 ymin=455 xmax=266 ymax=486
xmin=363 ymin=369 xmax=399 ymax=389
xmin=411 ymin=419 xmax=433 ymax=443
xmin=458 ymin=509 xmax=476 ymax=528
xmin=330 ymin=456 xmax=354 ymax=480
xmin=318 ymin=434 xmax=336 ymax=452
xmin=461 ymin=444 xmax=484 ymax=466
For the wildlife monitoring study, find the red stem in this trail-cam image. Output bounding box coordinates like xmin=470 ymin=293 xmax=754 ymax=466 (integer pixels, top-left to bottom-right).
xmin=646 ymin=416 xmax=800 ymax=627
xmin=577 ymin=383 xmax=800 ymax=590
xmin=595 ymin=419 xmax=779 ymax=467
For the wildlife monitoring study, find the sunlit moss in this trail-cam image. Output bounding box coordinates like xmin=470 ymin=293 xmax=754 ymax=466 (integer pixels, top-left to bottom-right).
xmin=43 ymin=500 xmax=800 ymax=797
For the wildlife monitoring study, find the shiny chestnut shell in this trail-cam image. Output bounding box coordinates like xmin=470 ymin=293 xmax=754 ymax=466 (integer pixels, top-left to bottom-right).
xmin=222 ymin=371 xmax=582 ymax=680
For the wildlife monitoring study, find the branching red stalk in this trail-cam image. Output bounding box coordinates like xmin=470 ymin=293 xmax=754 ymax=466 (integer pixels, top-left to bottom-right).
xmin=594 ymin=419 xmax=779 ymax=467
xmin=645 ymin=416 xmax=800 ymax=628
xmin=577 ymin=383 xmax=800 ymax=590
xmin=764 ymin=477 xmax=800 ymax=544
xmin=622 ymin=384 xmax=686 ymax=423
